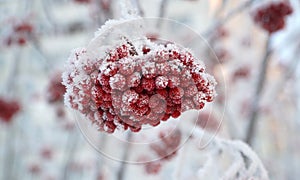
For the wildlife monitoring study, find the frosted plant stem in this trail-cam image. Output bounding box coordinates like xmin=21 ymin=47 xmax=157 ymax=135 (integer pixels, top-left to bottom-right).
xmin=203 ymin=0 xmax=257 ymax=38
xmin=245 ymin=36 xmax=272 ymax=145
xmin=117 ymin=132 xmax=132 ymax=180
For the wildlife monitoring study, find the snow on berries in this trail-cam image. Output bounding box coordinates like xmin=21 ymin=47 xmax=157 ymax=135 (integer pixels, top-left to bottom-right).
xmin=253 ymin=1 xmax=293 ymax=33
xmin=62 ymin=20 xmax=217 ymax=134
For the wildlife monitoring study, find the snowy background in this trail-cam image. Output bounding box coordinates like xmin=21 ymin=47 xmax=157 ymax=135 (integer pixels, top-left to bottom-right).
xmin=0 ymin=0 xmax=300 ymax=179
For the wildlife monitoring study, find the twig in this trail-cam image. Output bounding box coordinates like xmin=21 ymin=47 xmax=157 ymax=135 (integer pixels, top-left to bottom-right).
xmin=5 ymin=49 xmax=20 ymax=95
xmin=117 ymin=132 xmax=132 ymax=180
xmin=272 ymin=43 xmax=300 ymax=98
xmin=95 ymin=134 xmax=108 ymax=177
xmin=203 ymin=0 xmax=257 ymax=38
xmin=133 ymin=0 xmax=144 ymax=16
xmin=245 ymin=35 xmax=272 ymax=145
xmin=62 ymin=130 xmax=80 ymax=180
xmin=173 ymin=140 xmax=189 ymax=180
xmin=41 ymin=0 xmax=57 ymax=32
xmin=156 ymin=0 xmax=169 ymax=28
xmin=2 ymin=49 xmax=21 ymax=180
xmin=2 ymin=124 xmax=17 ymax=180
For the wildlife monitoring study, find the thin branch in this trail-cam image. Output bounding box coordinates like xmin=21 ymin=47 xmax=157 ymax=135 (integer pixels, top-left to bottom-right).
xmin=62 ymin=130 xmax=80 ymax=180
xmin=156 ymin=0 xmax=169 ymax=28
xmin=95 ymin=134 xmax=108 ymax=177
xmin=2 ymin=124 xmax=17 ymax=180
xmin=117 ymin=132 xmax=132 ymax=180
xmin=273 ymin=43 xmax=300 ymax=97
xmin=203 ymin=0 xmax=257 ymax=38
xmin=2 ymin=48 xmax=22 ymax=180
xmin=245 ymin=35 xmax=272 ymax=145
xmin=133 ymin=0 xmax=144 ymax=16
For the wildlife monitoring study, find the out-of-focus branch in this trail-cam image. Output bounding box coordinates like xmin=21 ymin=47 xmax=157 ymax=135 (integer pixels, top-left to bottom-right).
xmin=157 ymin=0 xmax=169 ymax=28
xmin=2 ymin=50 xmax=21 ymax=180
xmin=62 ymin=130 xmax=80 ymax=180
xmin=117 ymin=132 xmax=132 ymax=180
xmin=203 ymin=0 xmax=257 ymax=38
xmin=133 ymin=0 xmax=144 ymax=16
xmin=245 ymin=36 xmax=272 ymax=145
xmin=95 ymin=134 xmax=108 ymax=178
xmin=273 ymin=43 xmax=300 ymax=97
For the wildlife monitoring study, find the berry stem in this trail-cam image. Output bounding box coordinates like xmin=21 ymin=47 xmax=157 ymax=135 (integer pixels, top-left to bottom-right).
xmin=245 ymin=35 xmax=272 ymax=145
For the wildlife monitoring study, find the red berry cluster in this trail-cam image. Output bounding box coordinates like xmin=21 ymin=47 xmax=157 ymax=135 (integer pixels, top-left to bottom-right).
xmin=149 ymin=129 xmax=182 ymax=160
xmin=232 ymin=66 xmax=250 ymax=82
xmin=197 ymin=112 xmax=219 ymax=132
xmin=47 ymin=72 xmax=66 ymax=103
xmin=0 ymin=98 xmax=21 ymax=123
xmin=138 ymin=128 xmax=181 ymax=174
xmin=63 ymin=41 xmax=216 ymax=133
xmin=5 ymin=21 xmax=33 ymax=47
xmin=144 ymin=161 xmax=162 ymax=175
xmin=253 ymin=2 xmax=293 ymax=33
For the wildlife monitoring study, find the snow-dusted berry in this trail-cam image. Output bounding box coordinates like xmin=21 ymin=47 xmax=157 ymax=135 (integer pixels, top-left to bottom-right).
xmin=62 ymin=27 xmax=217 ymax=133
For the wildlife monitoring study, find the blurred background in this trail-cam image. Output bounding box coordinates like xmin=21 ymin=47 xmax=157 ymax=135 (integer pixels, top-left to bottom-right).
xmin=0 ymin=0 xmax=300 ymax=179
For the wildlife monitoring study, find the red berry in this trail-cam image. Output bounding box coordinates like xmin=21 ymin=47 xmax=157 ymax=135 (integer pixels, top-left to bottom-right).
xmin=0 ymin=98 xmax=21 ymax=123
xmin=126 ymin=72 xmax=141 ymax=87
xmin=161 ymin=113 xmax=170 ymax=121
xmin=136 ymin=94 xmax=149 ymax=107
xmin=119 ymin=58 xmax=135 ymax=75
xmin=253 ymin=2 xmax=293 ymax=33
xmin=142 ymin=62 xmax=156 ymax=78
xmin=156 ymin=89 xmax=168 ymax=98
xmin=156 ymin=62 xmax=170 ymax=75
xmin=109 ymin=74 xmax=126 ymax=90
xmin=141 ymin=78 xmax=155 ymax=91
xmin=168 ymin=76 xmax=180 ymax=88
xmin=142 ymin=46 xmax=151 ymax=54
xmin=98 ymin=74 xmax=110 ymax=86
xmin=171 ymin=111 xmax=181 ymax=118
xmin=169 ymin=87 xmax=184 ymax=99
xmin=155 ymin=76 xmax=168 ymax=89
